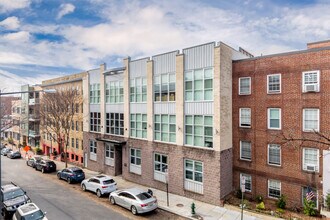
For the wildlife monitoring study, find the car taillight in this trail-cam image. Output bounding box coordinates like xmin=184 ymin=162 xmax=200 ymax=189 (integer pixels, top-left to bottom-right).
xmin=102 ymin=186 xmax=107 ymax=188
xmin=69 ymin=174 xmax=74 ymax=176
xmin=140 ymin=204 xmax=148 ymax=207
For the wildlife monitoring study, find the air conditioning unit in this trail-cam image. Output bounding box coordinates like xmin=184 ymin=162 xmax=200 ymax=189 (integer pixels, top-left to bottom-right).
xmin=306 ymin=165 xmax=316 ymax=171
xmin=305 ymin=84 xmax=318 ymax=92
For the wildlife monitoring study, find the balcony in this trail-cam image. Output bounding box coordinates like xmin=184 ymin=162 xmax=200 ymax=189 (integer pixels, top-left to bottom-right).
xmin=29 ymin=130 xmax=40 ymax=137
xmin=28 ymin=114 xmax=40 ymax=121
xmin=29 ymin=98 xmax=40 ymax=105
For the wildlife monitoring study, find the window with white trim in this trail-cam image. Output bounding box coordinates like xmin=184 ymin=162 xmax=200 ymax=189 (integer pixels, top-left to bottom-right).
xmin=106 ymin=113 xmax=124 ymax=135
xmin=130 ymin=77 xmax=147 ymax=102
xmin=130 ymin=148 xmax=141 ymax=175
xmin=240 ymin=173 xmax=252 ymax=192
xmin=75 ymin=139 xmax=79 ymax=149
xmin=90 ymin=83 xmax=100 ymax=104
xmin=130 ymin=114 xmax=147 ymax=139
xmin=106 ymin=81 xmax=124 ymax=103
xmin=185 ymin=159 xmax=203 ymax=183
xmin=154 ymin=153 xmax=168 ymax=173
xmin=89 ymin=140 xmax=97 ymax=161
xmin=303 ymin=109 xmax=319 ymax=132
xmin=268 ymin=144 xmax=281 ymax=166
xmin=185 ymin=115 xmax=213 ymax=148
xmin=239 ymin=77 xmax=251 ymax=95
xmin=154 ymin=73 xmax=176 ymax=102
xmin=267 ymin=74 xmax=281 ymax=94
xmin=268 ymin=179 xmax=281 ymax=198
xmin=240 ymin=141 xmax=251 ymax=161
xmin=268 ymin=108 xmax=281 ymax=129
xmin=185 ymin=68 xmax=213 ymax=101
xmin=239 ymin=108 xmax=251 ymax=127
xmin=154 ymin=114 xmax=176 ymax=143
xmin=302 ymin=70 xmax=320 ymax=92
xmin=105 ymin=143 xmax=115 ymax=166
xmin=90 ymin=112 xmax=101 ymax=132
xmin=303 ymin=148 xmax=319 ymax=172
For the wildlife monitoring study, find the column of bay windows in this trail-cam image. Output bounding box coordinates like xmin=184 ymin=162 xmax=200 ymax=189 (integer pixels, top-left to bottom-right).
xmin=90 ymin=83 xmax=100 ymax=104
xmin=154 ymin=114 xmax=176 ymax=143
xmin=106 ymin=81 xmax=123 ymax=103
xmin=154 ymin=73 xmax=176 ymax=102
xmin=130 ymin=77 xmax=147 ymax=102
xmin=130 ymin=113 xmax=147 ymax=139
xmin=185 ymin=115 xmax=213 ymax=148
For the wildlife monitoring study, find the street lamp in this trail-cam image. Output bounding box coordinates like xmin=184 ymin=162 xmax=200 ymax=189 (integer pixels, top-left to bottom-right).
xmin=0 ymin=88 xmax=56 ymax=195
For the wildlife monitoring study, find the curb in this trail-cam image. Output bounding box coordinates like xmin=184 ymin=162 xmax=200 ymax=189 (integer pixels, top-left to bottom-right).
xmin=158 ymin=205 xmax=194 ymax=220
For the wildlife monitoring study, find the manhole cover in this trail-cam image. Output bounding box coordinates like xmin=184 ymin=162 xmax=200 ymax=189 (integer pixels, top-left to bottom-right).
xmin=176 ymin=203 xmax=184 ymax=207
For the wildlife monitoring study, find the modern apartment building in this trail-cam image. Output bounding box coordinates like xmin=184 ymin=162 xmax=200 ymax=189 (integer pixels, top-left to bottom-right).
xmin=232 ymin=40 xmax=330 ymax=208
xmin=41 ymin=72 xmax=87 ymax=165
xmin=83 ymin=42 xmax=249 ymax=205
xmin=10 ymin=99 xmax=22 ymax=146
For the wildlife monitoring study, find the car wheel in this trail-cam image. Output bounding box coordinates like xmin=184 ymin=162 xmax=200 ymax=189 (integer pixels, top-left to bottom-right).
xmin=41 ymin=168 xmax=45 ymax=173
xmin=57 ymin=173 xmax=61 ymax=180
xmin=110 ymin=196 xmax=116 ymax=205
xmin=96 ymin=189 xmax=102 ymax=198
xmin=82 ymin=184 xmax=86 ymax=191
xmin=26 ymin=161 xmax=29 ymax=166
xmin=131 ymin=206 xmax=138 ymax=215
xmin=67 ymin=178 xmax=72 ymax=184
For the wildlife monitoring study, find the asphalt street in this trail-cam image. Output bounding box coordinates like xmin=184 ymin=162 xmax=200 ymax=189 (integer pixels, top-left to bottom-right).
xmin=1 ymin=155 xmax=186 ymax=220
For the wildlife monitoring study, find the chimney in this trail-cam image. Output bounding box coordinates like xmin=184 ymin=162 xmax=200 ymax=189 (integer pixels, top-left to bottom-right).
xmin=307 ymin=40 xmax=330 ymax=49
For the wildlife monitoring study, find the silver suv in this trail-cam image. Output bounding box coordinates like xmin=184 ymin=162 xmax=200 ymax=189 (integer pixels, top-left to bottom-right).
xmin=1 ymin=182 xmax=31 ymax=219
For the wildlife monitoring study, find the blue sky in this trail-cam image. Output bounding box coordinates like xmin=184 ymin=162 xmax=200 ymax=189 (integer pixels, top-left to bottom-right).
xmin=0 ymin=0 xmax=330 ymax=92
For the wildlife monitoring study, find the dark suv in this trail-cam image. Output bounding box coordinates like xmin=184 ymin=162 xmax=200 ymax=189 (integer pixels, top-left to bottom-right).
xmin=57 ymin=167 xmax=85 ymax=184
xmin=1 ymin=183 xmax=31 ymax=219
xmin=35 ymin=159 xmax=57 ymax=173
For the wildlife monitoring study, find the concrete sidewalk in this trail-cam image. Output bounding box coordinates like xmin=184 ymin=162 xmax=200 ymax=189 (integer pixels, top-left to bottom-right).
xmin=16 ymin=145 xmax=278 ymax=220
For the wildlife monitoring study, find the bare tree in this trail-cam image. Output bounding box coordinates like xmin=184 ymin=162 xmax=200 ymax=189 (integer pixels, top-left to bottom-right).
xmin=40 ymin=89 xmax=83 ymax=168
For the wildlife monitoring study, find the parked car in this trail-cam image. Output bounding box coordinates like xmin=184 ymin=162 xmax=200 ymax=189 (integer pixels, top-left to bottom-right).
xmin=26 ymin=156 xmax=42 ymax=168
xmin=57 ymin=167 xmax=85 ymax=184
xmin=1 ymin=148 xmax=12 ymax=156
xmin=13 ymin=203 xmax=48 ymax=220
xmin=81 ymin=175 xmax=117 ymax=197
xmin=35 ymin=159 xmax=56 ymax=173
xmin=109 ymin=188 xmax=158 ymax=215
xmin=8 ymin=151 xmax=21 ymax=159
xmin=1 ymin=182 xmax=31 ymax=219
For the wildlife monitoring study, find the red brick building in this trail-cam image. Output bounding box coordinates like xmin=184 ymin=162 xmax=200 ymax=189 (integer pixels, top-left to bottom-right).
xmin=233 ymin=40 xmax=330 ymax=208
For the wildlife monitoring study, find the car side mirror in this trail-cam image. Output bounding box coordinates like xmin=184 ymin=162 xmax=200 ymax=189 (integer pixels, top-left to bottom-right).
xmin=44 ymin=211 xmax=47 ymax=215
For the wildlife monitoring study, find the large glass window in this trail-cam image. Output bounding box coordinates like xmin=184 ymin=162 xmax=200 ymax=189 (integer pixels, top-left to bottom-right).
xmin=154 ymin=73 xmax=176 ymax=102
xmin=130 ymin=148 xmax=141 ymax=166
xmin=89 ymin=140 xmax=97 ymax=153
xmin=106 ymin=113 xmax=124 ymax=135
xmin=105 ymin=143 xmax=115 ymax=159
xmin=303 ymin=148 xmax=319 ymax=172
xmin=185 ymin=115 xmax=213 ymax=148
xmin=303 ymin=109 xmax=319 ymax=132
xmin=302 ymin=70 xmax=320 ymax=92
xmin=130 ymin=77 xmax=147 ymax=102
xmin=239 ymin=108 xmax=251 ymax=127
xmin=267 ymin=74 xmax=281 ymax=94
xmin=268 ymin=180 xmax=281 ymax=198
xmin=240 ymin=141 xmax=251 ymax=160
xmin=90 ymin=83 xmax=100 ymax=104
xmin=90 ymin=112 xmax=101 ymax=132
xmin=154 ymin=153 xmax=168 ymax=173
xmin=106 ymin=81 xmax=124 ymax=103
xmin=239 ymin=77 xmax=251 ymax=95
xmin=268 ymin=108 xmax=281 ymax=129
xmin=154 ymin=114 xmax=176 ymax=143
xmin=185 ymin=68 xmax=213 ymax=101
xmin=268 ymin=144 xmax=281 ymax=166
xmin=185 ymin=159 xmax=203 ymax=183
xmin=130 ymin=114 xmax=147 ymax=139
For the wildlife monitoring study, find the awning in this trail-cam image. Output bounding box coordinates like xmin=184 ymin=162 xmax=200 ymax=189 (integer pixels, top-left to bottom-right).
xmin=95 ymin=138 xmax=126 ymax=145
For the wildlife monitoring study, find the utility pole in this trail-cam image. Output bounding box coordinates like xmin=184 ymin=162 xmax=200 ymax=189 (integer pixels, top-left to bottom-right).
xmin=165 ymin=169 xmax=169 ymax=206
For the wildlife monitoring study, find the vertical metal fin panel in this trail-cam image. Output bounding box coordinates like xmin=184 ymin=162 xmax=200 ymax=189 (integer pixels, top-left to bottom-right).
xmin=154 ymin=103 xmax=176 ymax=114
xmin=105 ymin=104 xmax=124 ymax=113
xmin=185 ymin=102 xmax=214 ymax=115
xmin=152 ymin=51 xmax=179 ymax=75
xmin=90 ymin=105 xmax=101 ymax=112
xmin=89 ymin=69 xmax=101 ymax=84
xmin=129 ymin=58 xmax=149 ymax=78
xmin=105 ymin=73 xmax=123 ymax=82
xmin=183 ymin=42 xmax=215 ymax=70
xmin=130 ymin=103 xmax=147 ymax=114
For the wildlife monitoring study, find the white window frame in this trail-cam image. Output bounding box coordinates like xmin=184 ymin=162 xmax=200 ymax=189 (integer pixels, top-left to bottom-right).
xmin=303 ymin=109 xmax=320 ymax=132
xmin=184 ymin=159 xmax=203 ymax=194
xmin=267 ymin=144 xmax=281 ymax=166
xmin=302 ymin=70 xmax=320 ymax=93
xmin=239 ymin=77 xmax=251 ymax=95
xmin=302 ymin=148 xmax=319 ymax=172
xmin=154 ymin=153 xmax=168 ymax=183
xmin=105 ymin=143 xmax=115 ymax=166
xmin=267 ymin=74 xmax=281 ymax=94
xmin=130 ymin=148 xmax=141 ymax=175
xmin=184 ymin=68 xmax=214 ymax=101
xmin=239 ymin=108 xmax=251 ymax=128
xmin=89 ymin=140 xmax=97 ymax=161
xmin=240 ymin=173 xmax=252 ymax=192
xmin=268 ymin=108 xmax=281 ymax=130
xmin=240 ymin=140 xmax=251 ymax=161
xmin=268 ymin=179 xmax=281 ymax=199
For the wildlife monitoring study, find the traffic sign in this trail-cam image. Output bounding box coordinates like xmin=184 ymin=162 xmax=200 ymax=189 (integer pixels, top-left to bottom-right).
xmin=23 ymin=146 xmax=30 ymax=152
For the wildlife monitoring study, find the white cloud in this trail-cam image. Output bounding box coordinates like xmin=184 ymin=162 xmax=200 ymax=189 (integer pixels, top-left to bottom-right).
xmin=0 ymin=0 xmax=31 ymax=13
xmin=0 ymin=16 xmax=20 ymax=30
xmin=57 ymin=3 xmax=75 ymax=20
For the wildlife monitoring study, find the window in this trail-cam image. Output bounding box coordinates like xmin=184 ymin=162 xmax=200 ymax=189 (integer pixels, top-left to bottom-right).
xmin=81 ymin=140 xmax=83 ymax=150
xmin=106 ymin=113 xmax=124 ymax=135
xmin=240 ymin=173 xmax=252 ymax=192
xmin=268 ymin=108 xmax=281 ymax=129
xmin=76 ymin=139 xmax=79 ymax=149
xmin=154 ymin=153 xmax=168 ymax=173
xmin=90 ymin=112 xmax=101 ymax=132
xmin=76 ymin=121 xmax=79 ymax=131
xmin=303 ymin=109 xmax=319 ymax=132
xmin=302 ymin=70 xmax=320 ymax=92
xmin=302 ymin=187 xmax=318 ymax=207
xmin=267 ymin=74 xmax=281 ymax=93
xmin=303 ymin=148 xmax=319 ymax=172
xmin=130 ymin=114 xmax=147 ymax=139
xmin=130 ymin=148 xmax=141 ymax=175
xmin=71 ymin=121 xmax=74 ymax=130
xmin=185 ymin=159 xmax=203 ymax=183
xmin=90 ymin=83 xmax=100 ymax=104
xmin=185 ymin=68 xmax=213 ymax=101
xmin=130 ymin=77 xmax=147 ymax=102
xmin=154 ymin=114 xmax=176 ymax=143
xmin=154 ymin=73 xmax=176 ymax=102
xmin=239 ymin=77 xmax=251 ymax=95
xmin=105 ymin=143 xmax=115 ymax=166
xmin=185 ymin=115 xmax=213 ymax=148
xmin=268 ymin=180 xmax=281 ymax=198
xmin=268 ymin=144 xmax=281 ymax=166
xmin=89 ymin=140 xmax=97 ymax=161
xmin=71 ymin=138 xmax=74 ymax=148
xmin=75 ymin=103 xmax=79 ymax=113
xmin=240 ymin=141 xmax=251 ymax=161
xmin=239 ymin=108 xmax=251 ymax=127
xmin=106 ymin=81 xmax=124 ymax=103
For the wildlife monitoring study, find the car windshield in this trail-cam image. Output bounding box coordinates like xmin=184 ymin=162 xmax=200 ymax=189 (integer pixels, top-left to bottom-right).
xmin=103 ymin=179 xmax=115 ymax=185
xmin=21 ymin=210 xmax=45 ymax=220
xmin=136 ymin=192 xmax=152 ymax=200
xmin=46 ymin=162 xmax=54 ymax=165
xmin=3 ymin=188 xmax=25 ymax=200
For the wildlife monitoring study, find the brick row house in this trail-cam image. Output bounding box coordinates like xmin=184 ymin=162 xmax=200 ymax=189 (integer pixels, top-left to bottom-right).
xmin=233 ymin=40 xmax=330 ymax=209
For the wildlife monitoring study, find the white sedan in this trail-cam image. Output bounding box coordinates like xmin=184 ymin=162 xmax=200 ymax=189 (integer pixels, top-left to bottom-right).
xmin=81 ymin=175 xmax=117 ymax=197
